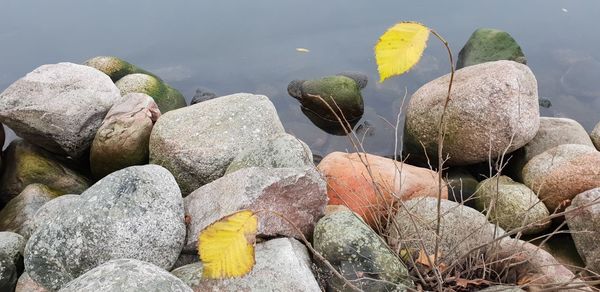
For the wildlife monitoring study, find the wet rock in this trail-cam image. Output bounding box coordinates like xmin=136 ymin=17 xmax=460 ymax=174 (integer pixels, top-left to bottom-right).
xmin=115 ymin=73 xmax=186 ymax=113
xmin=90 ymin=93 xmax=161 ymax=178
xmin=457 ymin=28 xmax=526 ymax=69
xmin=150 ymin=93 xmax=285 ymax=195
xmin=386 ymin=197 xmax=504 ymax=266
xmin=313 ymin=210 xmax=413 ymax=291
xmin=0 ymin=184 xmax=59 ymax=240
xmin=0 ymin=139 xmax=89 ymax=205
xmin=172 ymin=238 xmax=320 ymax=292
xmin=225 ymin=133 xmax=313 ymax=174
xmin=0 ymin=62 xmax=121 ymax=157
xmin=15 ymin=272 xmax=48 ymax=292
xmin=475 ymin=176 xmax=550 ymax=234
xmin=404 ymin=60 xmax=539 ymax=166
xmin=184 ymin=167 xmax=326 ymax=251
xmin=84 ymin=56 xmax=154 ymax=82
xmin=590 ymin=120 xmax=600 ymax=150
xmin=565 ymin=188 xmax=600 ymax=275
xmin=59 ymin=258 xmax=191 ymax=292
xmin=522 ymin=144 xmax=600 ymax=212
xmin=190 ymin=87 xmax=217 ymax=105
xmin=337 ymin=71 xmax=368 ymax=89
xmin=317 ymin=152 xmax=446 ymax=228
xmin=25 ymin=165 xmax=185 ymax=290
xmin=0 ymin=232 xmax=25 ymax=292
xmin=288 ymin=75 xmax=364 ymax=125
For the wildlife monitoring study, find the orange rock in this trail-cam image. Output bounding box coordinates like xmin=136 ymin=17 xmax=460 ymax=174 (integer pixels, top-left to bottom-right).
xmin=317 ymin=151 xmax=447 ymax=228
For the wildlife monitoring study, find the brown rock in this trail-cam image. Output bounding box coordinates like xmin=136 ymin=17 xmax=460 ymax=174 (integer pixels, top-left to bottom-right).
xmin=522 ymin=144 xmax=600 ymax=212
xmin=317 ymin=151 xmax=446 ymax=228
xmin=90 ymin=93 xmax=160 ymax=178
xmin=15 ymin=272 xmax=48 ymax=292
xmin=0 ymin=184 xmax=59 ymax=240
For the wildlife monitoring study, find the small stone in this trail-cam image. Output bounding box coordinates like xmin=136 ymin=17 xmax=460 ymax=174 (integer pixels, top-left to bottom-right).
xmin=190 ymin=87 xmax=217 ymax=105
xmin=15 ymin=272 xmax=48 ymax=292
xmin=457 ymin=28 xmax=526 ymax=69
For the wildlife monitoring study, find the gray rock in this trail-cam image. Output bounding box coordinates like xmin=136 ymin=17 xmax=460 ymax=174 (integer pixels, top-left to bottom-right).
xmin=150 ymin=93 xmax=285 ymax=195
xmin=565 ymin=188 xmax=600 ymax=274
xmin=386 ymin=197 xmax=504 ymax=266
xmin=184 ymin=167 xmax=327 ymax=252
xmin=15 ymin=272 xmax=48 ymax=292
xmin=115 ymin=73 xmax=186 ymax=114
xmin=0 ymin=232 xmax=26 ymax=292
xmin=225 ymin=133 xmax=313 ymax=174
xmin=475 ymin=176 xmax=550 ymax=234
xmin=25 ymin=165 xmax=186 ymax=290
xmin=479 ymin=285 xmax=525 ymax=292
xmin=59 ymin=258 xmax=192 ymax=292
xmin=0 ymin=62 xmax=121 ymax=157
xmin=522 ymin=144 xmax=600 ymax=212
xmin=0 ymin=139 xmax=89 ymax=205
xmin=190 ymin=87 xmax=217 ymax=105
xmin=404 ymin=60 xmax=539 ymax=166
xmin=171 ymin=238 xmax=319 ymax=292
xmin=591 ymin=120 xmax=600 ymax=150
xmin=31 ymin=195 xmax=81 ymax=234
xmin=313 ymin=210 xmax=413 ymax=291
xmin=0 ymin=184 xmax=59 ymax=240
xmin=90 ymin=93 xmax=161 ymax=178
xmin=457 ymin=28 xmax=526 ymax=69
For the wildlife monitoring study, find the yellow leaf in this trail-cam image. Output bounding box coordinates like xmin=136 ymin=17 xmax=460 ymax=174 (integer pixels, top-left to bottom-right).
xmin=198 ymin=210 xmax=258 ymax=279
xmin=374 ymin=22 xmax=430 ymax=82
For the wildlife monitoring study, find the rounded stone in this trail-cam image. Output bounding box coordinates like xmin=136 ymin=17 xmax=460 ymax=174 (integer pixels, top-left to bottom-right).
xmin=115 ymin=73 xmax=186 ymax=113
xmin=457 ymin=28 xmax=526 ymax=69
xmin=0 ymin=184 xmax=59 ymax=240
xmin=565 ymin=188 xmax=600 ymax=275
xmin=84 ymin=56 xmax=153 ymax=82
xmin=590 ymin=120 xmax=600 ymax=150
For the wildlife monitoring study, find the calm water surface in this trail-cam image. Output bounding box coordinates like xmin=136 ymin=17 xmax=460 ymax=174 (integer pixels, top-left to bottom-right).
xmin=1 ymin=0 xmax=599 ymax=157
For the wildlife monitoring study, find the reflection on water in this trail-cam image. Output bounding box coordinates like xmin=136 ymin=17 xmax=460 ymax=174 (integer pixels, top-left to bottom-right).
xmin=1 ymin=0 xmax=599 ymax=156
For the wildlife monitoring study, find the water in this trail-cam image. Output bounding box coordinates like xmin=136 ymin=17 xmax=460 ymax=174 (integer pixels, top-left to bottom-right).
xmin=1 ymin=0 xmax=599 ymax=157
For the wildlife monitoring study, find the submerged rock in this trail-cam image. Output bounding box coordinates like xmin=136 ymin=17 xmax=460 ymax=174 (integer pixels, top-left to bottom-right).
xmin=116 ymin=73 xmax=186 ymax=113
xmin=313 ymin=210 xmax=413 ymax=291
xmin=457 ymin=28 xmax=526 ymax=69
xmin=404 ymin=60 xmax=539 ymax=166
xmin=25 ymin=165 xmax=185 ymax=290
xmin=0 ymin=62 xmax=121 ymax=157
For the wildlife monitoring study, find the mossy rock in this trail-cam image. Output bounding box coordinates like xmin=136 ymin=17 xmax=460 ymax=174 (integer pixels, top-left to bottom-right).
xmin=84 ymin=56 xmax=154 ymax=82
xmin=457 ymin=28 xmax=526 ymax=69
xmin=116 ymin=73 xmax=186 ymax=113
xmin=0 ymin=184 xmax=59 ymax=240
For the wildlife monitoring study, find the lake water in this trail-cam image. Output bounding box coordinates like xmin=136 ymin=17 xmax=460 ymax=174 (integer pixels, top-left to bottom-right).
xmin=1 ymin=0 xmax=600 ymax=157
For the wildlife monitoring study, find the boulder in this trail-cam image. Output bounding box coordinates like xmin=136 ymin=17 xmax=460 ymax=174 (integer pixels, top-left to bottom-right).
xmin=475 ymin=176 xmax=550 ymax=234
xmin=565 ymin=188 xmax=600 ymax=275
xmin=184 ymin=167 xmax=326 ymax=251
xmin=90 ymin=93 xmax=161 ymax=178
xmin=313 ymin=210 xmax=413 ymax=291
xmin=317 ymin=152 xmax=446 ymax=228
xmin=0 ymin=62 xmax=121 ymax=157
xmin=457 ymin=28 xmax=526 ymax=69
xmin=0 ymin=232 xmax=25 ymax=292
xmin=150 ymin=93 xmax=285 ymax=195
xmin=83 ymin=56 xmax=153 ymax=82
xmin=59 ymin=259 xmax=191 ymax=292
xmin=30 ymin=195 xmax=81 ymax=234
xmin=0 ymin=184 xmax=59 ymax=239
xmin=25 ymin=165 xmax=185 ymax=290
xmin=591 ymin=120 xmax=600 ymax=150
xmin=386 ymin=197 xmax=504 ymax=266
xmin=15 ymin=272 xmax=47 ymax=292
xmin=115 ymin=73 xmax=186 ymax=113
xmin=522 ymin=144 xmax=600 ymax=212
xmin=172 ymin=238 xmax=320 ymax=291
xmin=404 ymin=60 xmax=539 ymax=166
xmin=225 ymin=133 xmax=313 ymax=174
xmin=0 ymin=139 xmax=89 ymax=205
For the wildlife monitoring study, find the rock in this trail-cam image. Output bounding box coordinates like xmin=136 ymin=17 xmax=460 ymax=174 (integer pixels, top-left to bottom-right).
xmin=317 ymin=152 xmax=446 ymax=228
xmin=475 ymin=176 xmax=550 ymax=234
xmin=386 ymin=197 xmax=504 ymax=266
xmin=90 ymin=93 xmax=161 ymax=178
xmin=0 ymin=232 xmax=25 ymax=292
xmin=115 ymin=73 xmax=186 ymax=113
xmin=445 ymin=167 xmax=479 ymax=206
xmin=522 ymin=144 xmax=600 ymax=212
xmin=0 ymin=62 xmax=122 ymax=157
xmin=150 ymin=93 xmax=285 ymax=195
xmin=0 ymin=139 xmax=89 ymax=205
xmin=15 ymin=272 xmax=48 ymax=292
xmin=225 ymin=133 xmax=313 ymax=174
xmin=59 ymin=258 xmax=192 ymax=292
xmin=565 ymin=188 xmax=600 ymax=275
xmin=84 ymin=56 xmax=154 ymax=82
xmin=337 ymin=71 xmax=368 ymax=89
xmin=172 ymin=238 xmax=320 ymax=291
xmin=0 ymin=123 xmax=4 ymax=149
xmin=288 ymin=75 xmax=364 ymax=124
xmin=404 ymin=60 xmax=539 ymax=166
xmin=313 ymin=210 xmax=413 ymax=291
xmin=479 ymin=286 xmax=525 ymax=292
xmin=0 ymin=184 xmax=59 ymax=239
xmin=24 ymin=165 xmax=185 ymax=290
xmin=184 ymin=167 xmax=326 ymax=251
xmin=591 ymin=120 xmax=600 ymax=150
xmin=30 ymin=195 xmax=80 ymax=235
xmin=457 ymin=28 xmax=526 ymax=69
xmin=510 ymin=117 xmax=594 ymax=176
xmin=190 ymin=87 xmax=217 ymax=105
